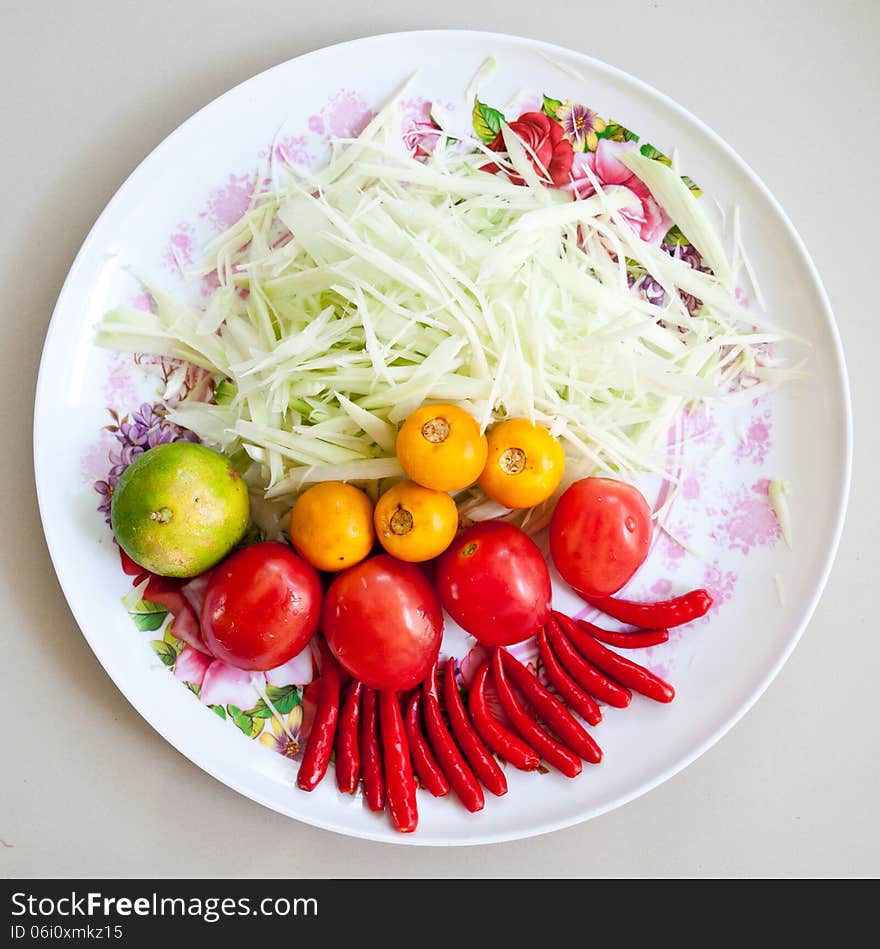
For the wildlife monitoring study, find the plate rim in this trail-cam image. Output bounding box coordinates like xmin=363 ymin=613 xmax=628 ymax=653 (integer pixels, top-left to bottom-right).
xmin=33 ymin=29 xmax=853 ymax=846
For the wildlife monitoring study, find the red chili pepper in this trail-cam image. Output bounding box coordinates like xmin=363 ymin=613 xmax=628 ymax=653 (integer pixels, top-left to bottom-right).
xmin=335 ymin=679 xmax=363 ymax=794
xmin=581 ymin=588 xmax=713 ymax=629
xmin=468 ymin=662 xmax=540 ymax=771
xmin=378 ymin=690 xmax=418 ymax=833
xmin=499 ymin=650 xmax=602 ymax=764
xmin=296 ymin=640 xmax=341 ymax=791
xmin=359 ymin=687 xmax=385 ymax=812
xmin=422 ymin=662 xmax=485 ymax=812
xmin=404 ymin=692 xmax=450 ymax=797
xmin=560 ymin=616 xmax=675 ymax=704
xmin=491 ymin=650 xmax=582 ymax=778
xmin=547 ymin=615 xmax=632 ymax=708
xmin=577 ymin=619 xmax=669 ymax=649
xmin=536 ymin=627 xmax=603 ymax=726
xmin=442 ymin=658 xmax=507 ymax=797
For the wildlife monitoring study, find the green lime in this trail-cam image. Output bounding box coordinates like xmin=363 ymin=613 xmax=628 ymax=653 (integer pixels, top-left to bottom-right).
xmin=111 ymin=441 xmax=250 ymax=578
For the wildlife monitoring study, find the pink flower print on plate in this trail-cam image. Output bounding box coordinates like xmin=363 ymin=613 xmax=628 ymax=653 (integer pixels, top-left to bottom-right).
xmin=264 ymin=647 xmax=315 ymax=687
xmin=566 ymin=139 xmax=671 ymax=245
xmin=401 ymin=98 xmax=440 ymax=158
xmin=682 ymin=402 xmax=723 ymax=450
xmin=399 ymin=97 xmax=455 ymax=158
xmin=646 ymin=659 xmax=672 ymax=682
xmin=82 ymin=428 xmax=117 ymax=484
xmin=258 ymin=135 xmax=313 ymax=168
xmin=200 ymin=661 xmax=265 ymax=709
xmin=651 ymin=578 xmax=674 ymax=597
xmin=701 ymin=561 xmax=738 ymax=617
xmin=200 ymin=270 xmax=221 ymax=298
xmin=655 ymin=524 xmax=691 ymax=571
xmin=102 ymin=352 xmax=141 ymax=411
xmin=199 ymin=172 xmax=255 ymax=232
xmin=735 ymin=406 xmax=773 ymax=466
xmin=321 ymin=90 xmax=375 ymax=139
xmin=161 ymin=222 xmax=195 ymax=272
xmin=711 ymin=479 xmax=781 ymax=555
xmin=681 ymin=474 xmax=701 ymax=501
xmin=129 ymin=292 xmax=156 ymax=313
xmin=174 ymin=645 xmax=212 ymax=687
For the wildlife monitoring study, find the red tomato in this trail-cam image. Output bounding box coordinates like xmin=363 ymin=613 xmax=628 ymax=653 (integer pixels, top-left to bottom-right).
xmin=323 ymin=555 xmax=443 ymax=691
xmin=201 ymin=542 xmax=322 ymax=671
xmin=435 ymin=521 xmax=551 ymax=646
xmin=550 ymin=478 xmax=652 ymax=598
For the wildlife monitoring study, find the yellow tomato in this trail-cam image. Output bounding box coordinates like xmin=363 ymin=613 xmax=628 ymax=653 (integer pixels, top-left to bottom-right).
xmin=478 ymin=419 xmax=566 ymax=509
xmin=289 ymin=481 xmax=375 ymax=572
xmin=396 ymin=404 xmax=488 ymax=492
xmin=374 ymin=481 xmax=459 ymax=562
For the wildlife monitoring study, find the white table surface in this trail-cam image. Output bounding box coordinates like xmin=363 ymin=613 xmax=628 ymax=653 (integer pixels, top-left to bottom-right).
xmin=3 ymin=0 xmax=876 ymax=878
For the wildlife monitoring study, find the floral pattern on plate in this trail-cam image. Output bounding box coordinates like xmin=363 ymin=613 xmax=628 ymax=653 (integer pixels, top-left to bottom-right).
xmin=87 ymin=86 xmax=786 ymax=766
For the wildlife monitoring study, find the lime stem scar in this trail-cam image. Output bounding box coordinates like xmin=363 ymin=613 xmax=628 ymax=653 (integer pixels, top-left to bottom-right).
xmin=149 ymin=507 xmax=173 ymax=524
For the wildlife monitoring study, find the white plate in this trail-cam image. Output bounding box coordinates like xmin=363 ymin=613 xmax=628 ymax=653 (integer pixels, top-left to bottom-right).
xmin=34 ymin=30 xmax=851 ymax=845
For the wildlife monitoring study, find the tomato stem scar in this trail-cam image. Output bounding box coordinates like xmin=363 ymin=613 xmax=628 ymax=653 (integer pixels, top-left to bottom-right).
xmin=499 ymin=447 xmax=526 ymax=474
xmin=421 ymin=417 xmax=450 ymax=443
xmin=390 ymin=507 xmax=414 ymax=535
